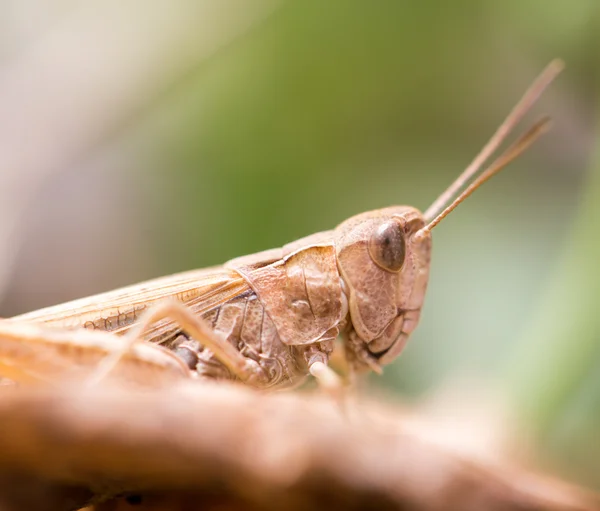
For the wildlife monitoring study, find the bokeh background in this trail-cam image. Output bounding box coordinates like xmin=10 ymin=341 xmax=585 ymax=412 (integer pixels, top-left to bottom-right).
xmin=0 ymin=0 xmax=598 ymax=493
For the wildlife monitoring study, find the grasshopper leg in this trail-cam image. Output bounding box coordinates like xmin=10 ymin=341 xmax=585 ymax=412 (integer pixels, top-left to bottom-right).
xmin=309 ymin=360 xmax=349 ymax=412
xmin=88 ymin=300 xmax=267 ymax=387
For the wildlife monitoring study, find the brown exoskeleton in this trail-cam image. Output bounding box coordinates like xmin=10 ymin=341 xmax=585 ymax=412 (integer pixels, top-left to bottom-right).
xmin=0 ymin=61 xmax=562 ymax=392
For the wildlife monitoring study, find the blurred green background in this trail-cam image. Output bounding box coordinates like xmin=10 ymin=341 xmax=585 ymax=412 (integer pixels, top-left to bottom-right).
xmin=0 ymin=0 xmax=598 ymax=491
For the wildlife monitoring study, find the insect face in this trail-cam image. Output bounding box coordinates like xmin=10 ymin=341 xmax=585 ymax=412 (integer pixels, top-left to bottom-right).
xmin=335 ymin=206 xmax=431 ymax=368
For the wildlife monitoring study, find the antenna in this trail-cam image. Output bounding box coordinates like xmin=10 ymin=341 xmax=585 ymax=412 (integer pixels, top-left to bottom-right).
xmin=423 ymin=59 xmax=564 ymax=224
xmin=420 ymin=117 xmax=552 ymax=233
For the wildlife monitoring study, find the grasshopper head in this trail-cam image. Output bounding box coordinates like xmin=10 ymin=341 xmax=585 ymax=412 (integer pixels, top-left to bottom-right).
xmin=335 ymin=207 xmax=432 ymax=369
xmin=332 ymin=60 xmax=561 ymax=372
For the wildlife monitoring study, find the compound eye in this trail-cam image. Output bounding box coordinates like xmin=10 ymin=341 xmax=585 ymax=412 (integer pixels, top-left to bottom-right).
xmin=368 ymin=219 xmax=406 ymax=272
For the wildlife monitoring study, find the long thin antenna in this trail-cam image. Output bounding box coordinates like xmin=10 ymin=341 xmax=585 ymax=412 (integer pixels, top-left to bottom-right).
xmin=421 ymin=117 xmax=552 ymax=233
xmin=423 ymin=59 xmax=564 ymax=223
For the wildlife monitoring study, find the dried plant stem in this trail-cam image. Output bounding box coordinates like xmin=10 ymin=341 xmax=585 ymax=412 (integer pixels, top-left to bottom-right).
xmin=0 ymin=383 xmax=596 ymax=511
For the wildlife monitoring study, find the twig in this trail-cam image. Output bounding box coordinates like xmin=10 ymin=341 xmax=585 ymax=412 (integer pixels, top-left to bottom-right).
xmin=0 ymin=382 xmax=596 ymax=511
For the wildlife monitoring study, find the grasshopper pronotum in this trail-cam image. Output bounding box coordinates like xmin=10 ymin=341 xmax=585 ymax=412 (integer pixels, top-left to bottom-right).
xmin=0 ymin=61 xmax=563 ymax=391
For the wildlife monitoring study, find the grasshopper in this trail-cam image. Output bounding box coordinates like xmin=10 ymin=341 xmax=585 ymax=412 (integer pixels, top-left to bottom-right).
xmin=0 ymin=61 xmax=563 ymax=392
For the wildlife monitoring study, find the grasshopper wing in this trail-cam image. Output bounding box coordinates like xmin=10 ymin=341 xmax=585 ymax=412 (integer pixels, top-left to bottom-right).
xmin=10 ymin=266 xmax=252 ymax=345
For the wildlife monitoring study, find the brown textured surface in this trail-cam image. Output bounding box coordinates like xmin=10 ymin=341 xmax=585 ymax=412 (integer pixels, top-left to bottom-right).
xmin=0 ymin=382 xmax=597 ymax=511
xmin=233 ymin=244 xmax=344 ymax=346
